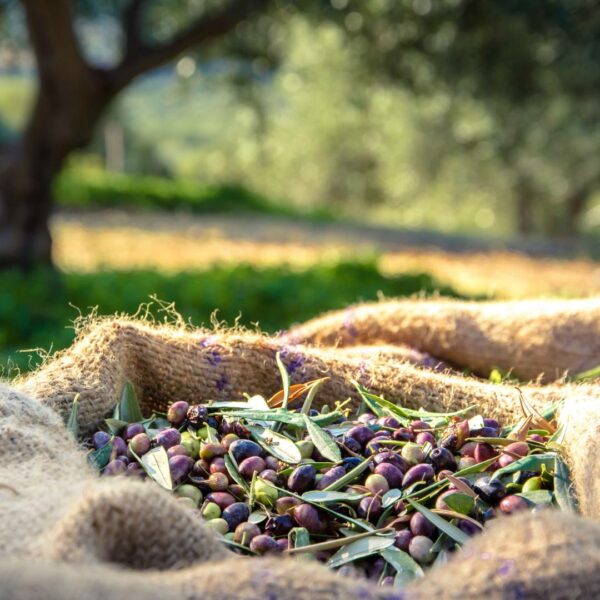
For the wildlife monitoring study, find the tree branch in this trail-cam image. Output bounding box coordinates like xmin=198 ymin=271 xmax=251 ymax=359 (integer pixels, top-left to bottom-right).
xmin=110 ymin=0 xmax=270 ymax=90
xmin=122 ymin=0 xmax=147 ymax=59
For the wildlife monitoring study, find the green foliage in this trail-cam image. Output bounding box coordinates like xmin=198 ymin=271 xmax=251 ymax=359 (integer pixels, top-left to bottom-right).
xmin=54 ymin=163 xmax=330 ymax=220
xmin=0 ymin=261 xmax=461 ymax=374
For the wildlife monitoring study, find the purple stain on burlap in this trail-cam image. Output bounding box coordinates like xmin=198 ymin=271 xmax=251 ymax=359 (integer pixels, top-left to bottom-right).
xmin=502 ymin=582 xmax=527 ymax=600
xmin=343 ymin=312 xmax=358 ymax=338
xmin=279 ymin=347 xmax=306 ymax=375
xmin=216 ymin=374 xmax=228 ymax=392
xmin=497 ymin=560 xmax=516 ymax=578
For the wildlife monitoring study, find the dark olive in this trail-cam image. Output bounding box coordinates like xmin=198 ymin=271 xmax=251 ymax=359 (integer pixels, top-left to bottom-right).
xmin=167 ymin=401 xmax=190 ymax=426
xmin=250 ymin=534 xmax=282 ymax=555
xmin=229 ymin=439 xmax=263 ymax=464
xmin=293 ymin=504 xmax=324 ymax=533
xmin=222 ymin=502 xmax=250 ymax=531
xmin=287 ymin=464 xmax=316 ymax=494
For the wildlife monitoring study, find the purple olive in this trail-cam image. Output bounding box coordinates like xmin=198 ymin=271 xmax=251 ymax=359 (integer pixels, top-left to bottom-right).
xmin=460 ymin=442 xmax=477 ymax=458
xmin=374 ymin=462 xmax=404 ymax=488
xmin=265 ymin=514 xmax=294 ymax=536
xmin=155 ymin=428 xmax=181 ymax=449
xmin=276 ymin=496 xmax=301 ymax=515
xmin=250 ymin=534 xmax=282 ymax=555
xmin=402 ymin=464 xmax=435 ymax=488
xmin=374 ymin=452 xmax=409 ymax=473
xmin=357 ymin=413 xmax=376 ymax=425
xmin=410 ymin=512 xmax=436 ymax=538
xmin=293 ymin=504 xmax=324 ymax=533
xmin=168 ymin=401 xmax=190 ymax=426
xmin=186 ymin=404 xmax=208 ymax=427
xmin=207 ymin=472 xmax=230 ymax=491
xmin=275 ymin=538 xmax=289 ymax=552
xmin=229 ymin=439 xmax=263 ymax=464
xmin=341 ymin=436 xmax=362 ymax=454
xmin=200 ymin=443 xmax=227 ymax=461
xmin=111 ymin=436 xmax=127 ymax=456
xmin=103 ymin=459 xmax=127 ymax=476
xmin=93 ymin=431 xmax=111 ymax=450
xmin=415 ymin=432 xmax=436 ymax=446
xmin=358 ymin=496 xmax=382 ymax=521
xmin=316 ymin=466 xmax=346 ymax=490
xmin=209 ymin=457 xmax=227 ymax=475
xmin=287 ymin=464 xmax=316 ymax=493
xmin=393 ymin=428 xmax=414 ymax=442
xmin=169 ymin=455 xmax=193 ymax=483
xmin=394 ymin=529 xmax=412 ymax=551
xmin=222 ymin=502 xmax=250 ymax=531
xmin=473 ymin=477 xmax=507 ymax=503
xmin=206 ymin=492 xmax=236 ymax=510
xmin=167 ymin=444 xmax=189 ymax=459
xmin=126 ymin=462 xmax=144 ymax=477
xmin=346 ymin=425 xmax=375 ymax=448
xmin=458 ymin=519 xmax=481 ymax=536
xmin=499 ymin=495 xmax=529 ymax=514
xmin=129 ymin=432 xmax=151 ymax=456
xmin=116 ymin=455 xmax=130 ymax=465
xmin=474 ymin=443 xmax=497 ymax=463
xmin=377 ymin=416 xmax=401 ymax=428
xmin=428 ymin=447 xmax=457 ymax=472
xmin=411 ymin=420 xmax=429 ymax=431
xmin=264 ymin=456 xmax=280 ymax=471
xmin=259 ymin=469 xmax=279 ymax=484
xmin=238 ymin=456 xmax=266 ymax=479
xmin=125 ymin=423 xmax=145 ymax=441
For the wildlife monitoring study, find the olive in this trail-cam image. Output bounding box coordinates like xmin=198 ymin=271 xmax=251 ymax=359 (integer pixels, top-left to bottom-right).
xmin=499 ymin=495 xmax=529 ymax=514
xmin=392 ymin=428 xmax=414 ymax=442
xmin=186 ymin=404 xmax=208 ymax=427
xmin=254 ymin=479 xmax=278 ymax=506
xmin=111 ymin=436 xmax=127 ymax=457
xmin=207 ymin=472 xmax=230 ymax=492
xmin=409 ymin=535 xmax=435 ymax=565
xmin=167 ymin=400 xmax=190 ymax=426
xmin=125 ymin=423 xmax=144 ymax=441
xmin=341 ymin=436 xmax=363 ymax=454
xmin=250 ymin=534 xmax=282 ymax=555
xmin=206 ymin=492 xmax=236 ymax=510
xmin=458 ymin=519 xmax=481 ymax=536
xmin=473 ymin=476 xmax=507 ymax=503
xmin=275 ymin=538 xmax=290 ymax=552
xmin=357 ymin=496 xmax=382 ymax=521
xmin=346 ymin=425 xmax=375 ymax=448
xmin=377 ymin=416 xmax=401 ymax=429
xmin=155 ymin=428 xmax=181 ymax=450
xmin=221 ymin=433 xmax=240 ymax=450
xmin=401 ymin=443 xmax=425 ymax=465
xmin=410 ymin=512 xmax=436 ymax=538
xmin=207 ymin=518 xmax=229 ymax=535
xmin=402 ymin=464 xmax=434 ymax=488
xmin=180 ymin=432 xmax=201 ymax=459
xmin=365 ymin=474 xmax=389 ymax=496
xmin=175 ymin=484 xmax=203 ymax=506
xmin=258 ymin=469 xmax=279 ymax=484
xmin=264 ymin=456 xmax=280 ymax=471
xmin=293 ymin=504 xmax=324 ymax=533
xmin=167 ymin=444 xmax=189 ymax=459
xmin=394 ymin=529 xmax=412 ymax=551
xmin=222 ymin=502 xmax=250 ymax=531
xmin=229 ymin=439 xmax=263 ymax=464
xmin=265 ymin=514 xmax=294 ymax=536
xmin=129 ymin=432 xmax=150 ymax=456
xmin=316 ymin=466 xmax=346 ymax=490
xmin=428 ymin=447 xmax=457 ymax=472
xmin=357 ymin=413 xmax=376 ymax=425
xmin=474 ymin=443 xmax=496 ymax=463
xmin=373 ymin=452 xmax=409 ymax=473
xmin=93 ymin=431 xmax=111 ymax=449
xmin=200 ymin=443 xmax=227 ymax=461
xmin=126 ymin=462 xmax=144 ymax=477
xmin=296 ymin=440 xmax=315 ymax=459
xmin=275 ymin=496 xmax=302 ymax=515
xmin=522 ymin=477 xmax=543 ymax=492
xmin=411 ymin=420 xmax=429 ymax=431
xmin=415 ymin=431 xmax=436 ymax=446
xmin=342 ymin=456 xmax=363 ymax=471
xmin=201 ymin=502 xmax=222 ymax=520
xmin=287 ymin=464 xmax=316 ymax=493
xmin=209 ymin=457 xmax=228 ymax=475
xmin=169 ymin=455 xmax=193 ymax=484
xmin=459 ymin=442 xmax=477 ymax=458
xmin=103 ymin=459 xmax=127 ymax=476
xmin=238 ymin=456 xmax=267 ymax=479
xmin=498 ymin=442 xmax=529 ymax=467
xmin=233 ymin=522 xmax=261 ymax=546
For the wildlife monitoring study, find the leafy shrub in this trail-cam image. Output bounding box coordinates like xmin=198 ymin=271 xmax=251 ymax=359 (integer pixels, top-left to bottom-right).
xmin=0 ymin=260 xmax=462 ymax=373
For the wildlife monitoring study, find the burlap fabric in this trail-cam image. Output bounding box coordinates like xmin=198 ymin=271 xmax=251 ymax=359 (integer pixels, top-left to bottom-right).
xmin=2 ymin=298 xmax=600 ymax=599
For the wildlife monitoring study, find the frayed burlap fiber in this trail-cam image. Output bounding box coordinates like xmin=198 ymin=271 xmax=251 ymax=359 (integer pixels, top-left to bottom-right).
xmin=2 ymin=297 xmax=600 ymax=599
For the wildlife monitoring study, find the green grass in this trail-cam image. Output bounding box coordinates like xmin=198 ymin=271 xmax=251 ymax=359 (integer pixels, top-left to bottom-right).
xmin=54 ymin=165 xmax=333 ymax=220
xmin=0 ymin=260 xmax=463 ymax=374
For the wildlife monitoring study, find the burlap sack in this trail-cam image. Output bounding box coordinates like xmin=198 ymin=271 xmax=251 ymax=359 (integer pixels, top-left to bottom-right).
xmin=285 ymin=297 xmax=600 ymax=382
xmin=2 ymin=303 xmax=600 ymax=599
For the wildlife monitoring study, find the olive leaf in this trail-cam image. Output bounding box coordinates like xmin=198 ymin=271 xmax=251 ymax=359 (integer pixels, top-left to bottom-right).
xmin=275 ymin=351 xmax=291 ymax=410
xmin=407 ymin=499 xmax=470 ymax=545
xmin=105 ymin=418 xmax=128 ymax=435
xmin=516 ymin=489 xmax=554 ymax=506
xmin=442 ymin=492 xmax=475 ymax=515
xmin=491 ymin=453 xmax=556 ymax=481
xmin=246 ymin=424 xmax=302 ymax=464
xmin=278 ymin=462 xmax=334 ymax=477
xmin=67 ymin=394 xmax=80 ymax=438
xmin=302 ymin=490 xmax=365 ymax=504
xmin=87 ymin=443 xmax=113 ymax=471
xmin=300 ymin=378 xmax=328 ymax=415
xmin=327 ymin=534 xmax=395 ymax=568
xmin=382 ymin=488 xmax=403 ymax=508
xmin=302 ymin=414 xmax=342 ymax=463
xmin=289 ymin=527 xmax=311 ymax=550
xmin=117 ymin=381 xmax=143 ymax=423
xmin=224 ymin=453 xmax=250 ymax=493
xmin=136 ymin=446 xmax=173 ymax=491
xmin=221 ymin=409 xmax=343 ymax=428
xmin=380 ymin=547 xmax=424 ymax=587
xmin=554 ymin=455 xmax=579 ymax=513
xmin=249 ymin=510 xmax=268 ymax=524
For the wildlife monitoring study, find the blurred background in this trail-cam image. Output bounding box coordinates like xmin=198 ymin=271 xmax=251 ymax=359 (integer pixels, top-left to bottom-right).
xmin=1 ymin=0 xmax=600 ymax=373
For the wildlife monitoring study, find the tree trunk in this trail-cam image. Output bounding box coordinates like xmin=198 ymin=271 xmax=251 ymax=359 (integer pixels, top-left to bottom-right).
xmin=514 ymin=179 xmax=535 ymax=236
xmin=0 ymin=76 xmax=113 ymax=269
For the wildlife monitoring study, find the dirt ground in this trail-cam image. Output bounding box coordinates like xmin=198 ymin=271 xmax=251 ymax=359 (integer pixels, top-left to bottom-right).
xmin=52 ymin=211 xmax=600 ymax=299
